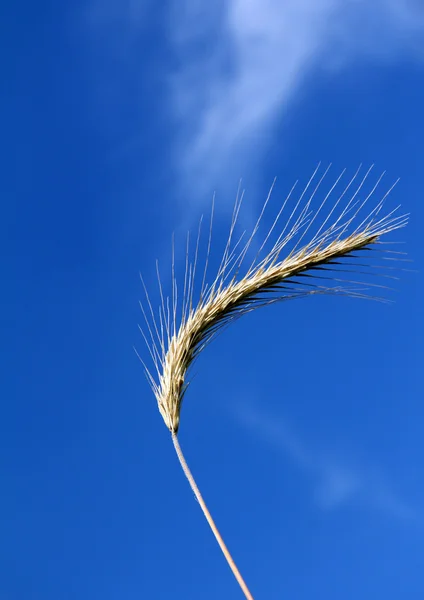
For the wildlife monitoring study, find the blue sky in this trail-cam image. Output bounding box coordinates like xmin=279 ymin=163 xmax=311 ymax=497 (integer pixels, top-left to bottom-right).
xmin=1 ymin=1 xmax=423 ymax=599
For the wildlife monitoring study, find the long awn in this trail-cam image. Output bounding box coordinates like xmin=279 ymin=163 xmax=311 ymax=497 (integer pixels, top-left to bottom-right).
xmin=137 ymin=165 xmax=409 ymax=600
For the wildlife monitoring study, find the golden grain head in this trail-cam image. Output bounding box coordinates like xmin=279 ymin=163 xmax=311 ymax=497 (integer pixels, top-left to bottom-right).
xmin=137 ymin=165 xmax=409 ymax=433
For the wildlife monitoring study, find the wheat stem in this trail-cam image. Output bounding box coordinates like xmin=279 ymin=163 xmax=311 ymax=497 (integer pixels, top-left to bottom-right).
xmin=138 ymin=167 xmax=409 ymax=597
xmin=172 ymin=432 xmax=254 ymax=600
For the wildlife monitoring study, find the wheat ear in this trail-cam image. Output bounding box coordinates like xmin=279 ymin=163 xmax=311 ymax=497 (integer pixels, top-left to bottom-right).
xmin=137 ymin=165 xmax=408 ymax=599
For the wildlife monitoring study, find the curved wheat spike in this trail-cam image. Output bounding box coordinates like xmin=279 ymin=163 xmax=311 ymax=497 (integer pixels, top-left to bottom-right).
xmin=138 ymin=166 xmax=409 ymax=600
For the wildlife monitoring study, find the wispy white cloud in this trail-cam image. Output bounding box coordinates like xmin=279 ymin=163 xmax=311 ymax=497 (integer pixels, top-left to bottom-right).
xmin=236 ymin=404 xmax=417 ymax=520
xmin=167 ymin=0 xmax=424 ymax=197
xmin=85 ymin=0 xmax=424 ymax=199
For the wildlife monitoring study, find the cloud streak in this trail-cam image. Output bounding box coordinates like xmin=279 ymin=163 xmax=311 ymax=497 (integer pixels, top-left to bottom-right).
xmin=85 ymin=1 xmax=424 ymax=200
xmin=236 ymin=404 xmax=417 ymax=521
xmin=167 ymin=0 xmax=424 ymax=197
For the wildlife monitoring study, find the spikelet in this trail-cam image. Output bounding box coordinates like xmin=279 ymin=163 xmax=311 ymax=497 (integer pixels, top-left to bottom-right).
xmin=138 ymin=165 xmax=407 ymax=433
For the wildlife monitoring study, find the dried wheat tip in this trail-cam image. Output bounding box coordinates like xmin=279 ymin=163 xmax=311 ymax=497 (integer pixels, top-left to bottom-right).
xmin=137 ymin=165 xmax=409 ymax=434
